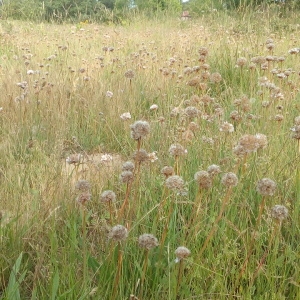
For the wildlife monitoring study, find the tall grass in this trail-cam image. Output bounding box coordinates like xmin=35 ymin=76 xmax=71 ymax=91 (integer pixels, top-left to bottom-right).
xmin=0 ymin=9 xmax=300 ymax=299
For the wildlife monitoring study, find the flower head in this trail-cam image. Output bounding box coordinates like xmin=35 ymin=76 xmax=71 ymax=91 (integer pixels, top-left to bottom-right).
xmin=120 ymin=171 xmax=134 ymax=184
xmin=122 ymin=161 xmax=135 ymax=172
xmin=194 ymin=171 xmax=212 ymax=189
xmin=169 ymin=143 xmax=186 ymax=157
xmin=175 ymin=246 xmax=191 ymax=262
xmin=161 ymin=166 xmax=174 ymax=178
xmin=256 ymin=178 xmax=276 ymax=196
xmin=165 ymin=175 xmax=185 ymax=192
xmin=75 ymin=180 xmax=91 ymax=192
xmin=221 ymin=172 xmax=238 ymax=187
xmin=76 ymin=192 xmax=91 ymax=205
xmin=130 ymin=120 xmax=150 ymax=140
xmin=138 ymin=234 xmax=159 ymax=250
xmin=100 ymin=190 xmax=116 ymax=203
xmin=270 ymin=205 xmax=288 ymax=221
xmin=109 ymin=225 xmax=128 ymax=242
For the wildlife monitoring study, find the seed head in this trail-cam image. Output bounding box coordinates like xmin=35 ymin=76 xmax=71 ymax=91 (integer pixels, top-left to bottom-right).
xmin=76 ymin=192 xmax=91 ymax=205
xmin=75 ymin=180 xmax=91 ymax=192
xmin=138 ymin=234 xmax=159 ymax=250
xmin=207 ymin=164 xmax=221 ymax=176
xmin=161 ymin=166 xmax=174 ymax=178
xmin=120 ymin=171 xmax=134 ymax=184
xmin=130 ymin=120 xmax=150 ymax=140
xmin=256 ymin=178 xmax=276 ymax=196
xmin=210 ymin=72 xmax=222 ymax=84
xmin=132 ymin=149 xmax=149 ymax=163
xmin=165 ymin=175 xmax=185 ymax=192
xmin=100 ymin=190 xmax=116 ymax=203
xmin=125 ymin=69 xmax=135 ymax=79
xmin=66 ymin=153 xmax=83 ymax=164
xmin=109 ymin=225 xmax=128 ymax=242
xmin=219 ymin=121 xmax=234 ymax=133
xmin=221 ymin=172 xmax=238 ymax=187
xmin=169 ymin=143 xmax=186 ymax=157
xmin=184 ymin=106 xmax=199 ymax=119
xmin=270 ymin=205 xmax=288 ymax=221
xmin=122 ymin=161 xmax=135 ymax=172
xmin=236 ymin=57 xmax=247 ymax=67
xmin=175 ymin=246 xmax=191 ymax=262
xmin=194 ymin=171 xmax=212 ymax=189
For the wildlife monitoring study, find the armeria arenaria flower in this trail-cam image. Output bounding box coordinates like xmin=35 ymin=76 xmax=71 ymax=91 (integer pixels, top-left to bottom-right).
xmin=169 ymin=143 xmax=186 ymax=157
xmin=132 ymin=149 xmax=149 ymax=163
xmin=290 ymin=125 xmax=300 ymax=140
xmin=221 ymin=172 xmax=238 ymax=187
xmin=184 ymin=106 xmax=199 ymax=119
xmin=109 ymin=225 xmax=128 ymax=242
xmin=175 ymin=246 xmax=191 ymax=262
xmin=207 ymin=164 xmax=221 ymax=177
xmin=119 ymin=171 xmax=134 ymax=184
xmin=165 ymin=175 xmax=185 ymax=192
xmin=256 ymin=178 xmax=276 ymax=196
xmin=219 ymin=121 xmax=234 ymax=133
xmin=130 ymin=120 xmax=150 ymax=140
xmin=194 ymin=171 xmax=212 ymax=189
xmin=66 ymin=153 xmax=83 ymax=164
xmin=76 ymin=192 xmax=91 ymax=205
xmin=161 ymin=166 xmax=174 ymax=178
xmin=210 ymin=72 xmax=222 ymax=83
xmin=138 ymin=234 xmax=159 ymax=250
xmin=270 ymin=205 xmax=288 ymax=221
xmin=120 ymin=112 xmax=131 ymax=120
xmin=122 ymin=161 xmax=135 ymax=172
xmin=125 ymin=69 xmax=135 ymax=79
xmin=236 ymin=57 xmax=247 ymax=67
xmin=100 ymin=190 xmax=116 ymax=203
xmin=75 ymin=180 xmax=91 ymax=192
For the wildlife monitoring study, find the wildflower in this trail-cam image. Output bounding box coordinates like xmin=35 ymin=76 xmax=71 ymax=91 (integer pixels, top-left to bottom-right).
xmin=120 ymin=171 xmax=134 ymax=184
xmin=194 ymin=171 xmax=212 ymax=188
xmin=100 ymin=154 xmax=113 ymax=162
xmin=125 ymin=69 xmax=135 ymax=79
xmin=161 ymin=166 xmax=174 ymax=178
xmin=106 ymin=91 xmax=113 ymax=98
xmin=236 ymin=57 xmax=247 ymax=67
xmin=130 ymin=120 xmax=150 ymax=140
xmin=270 ymin=205 xmax=288 ymax=221
xmin=100 ymin=190 xmax=116 ymax=203
xmin=290 ymin=125 xmax=300 ymax=139
xmin=132 ymin=149 xmax=149 ymax=163
xmin=169 ymin=143 xmax=186 ymax=157
xmin=75 ymin=180 xmax=91 ymax=192
xmin=148 ymin=151 xmax=158 ymax=162
xmin=120 ymin=112 xmax=131 ymax=120
xmin=207 ymin=164 xmax=221 ymax=176
xmin=256 ymin=178 xmax=276 ymax=196
xmin=175 ymin=246 xmax=191 ymax=263
xmin=221 ymin=172 xmax=238 ymax=187
xmin=76 ymin=192 xmax=91 ymax=205
xmin=219 ymin=121 xmax=234 ymax=133
xmin=122 ymin=161 xmax=135 ymax=172
xmin=150 ymin=104 xmax=158 ymax=111
xmin=138 ymin=234 xmax=159 ymax=250
xmin=210 ymin=72 xmax=222 ymax=83
xmin=109 ymin=225 xmax=128 ymax=242
xmin=184 ymin=106 xmax=199 ymax=119
xmin=165 ymin=175 xmax=185 ymax=192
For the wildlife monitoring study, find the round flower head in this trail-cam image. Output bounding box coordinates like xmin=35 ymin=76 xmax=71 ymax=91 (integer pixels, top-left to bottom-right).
xmin=100 ymin=190 xmax=116 ymax=203
xmin=194 ymin=171 xmax=212 ymax=189
xmin=161 ymin=166 xmax=174 ymax=178
xmin=75 ymin=179 xmax=91 ymax=192
xmin=125 ymin=69 xmax=135 ymax=79
xmin=120 ymin=171 xmax=134 ymax=184
xmin=76 ymin=192 xmax=91 ymax=205
xmin=219 ymin=121 xmax=234 ymax=133
xmin=210 ymin=72 xmax=222 ymax=84
xmin=130 ymin=120 xmax=150 ymax=140
xmin=207 ymin=164 xmax=221 ymax=177
xmin=221 ymin=172 xmax=238 ymax=187
xmin=184 ymin=106 xmax=199 ymax=119
xmin=256 ymin=178 xmax=276 ymax=196
xmin=291 ymin=125 xmax=300 ymax=140
xmin=138 ymin=234 xmax=159 ymax=250
xmin=66 ymin=153 xmax=83 ymax=164
xmin=270 ymin=205 xmax=288 ymax=221
xmin=165 ymin=175 xmax=185 ymax=192
xmin=175 ymin=246 xmax=191 ymax=262
xmin=169 ymin=143 xmax=186 ymax=157
xmin=132 ymin=149 xmax=149 ymax=163
xmin=122 ymin=161 xmax=135 ymax=172
xmin=236 ymin=57 xmax=247 ymax=67
xmin=109 ymin=225 xmax=128 ymax=242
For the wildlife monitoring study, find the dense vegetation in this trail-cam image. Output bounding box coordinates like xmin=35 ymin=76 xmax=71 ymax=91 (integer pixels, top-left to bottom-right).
xmin=0 ymin=4 xmax=300 ymax=300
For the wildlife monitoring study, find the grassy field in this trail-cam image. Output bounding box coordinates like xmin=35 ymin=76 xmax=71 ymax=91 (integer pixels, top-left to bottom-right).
xmin=0 ymin=8 xmax=300 ymax=299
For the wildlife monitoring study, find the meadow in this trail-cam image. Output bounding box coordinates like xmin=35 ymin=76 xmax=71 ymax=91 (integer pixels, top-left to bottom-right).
xmin=0 ymin=7 xmax=300 ymax=299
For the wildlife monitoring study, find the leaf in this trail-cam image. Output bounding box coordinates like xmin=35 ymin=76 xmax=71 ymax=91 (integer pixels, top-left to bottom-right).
xmin=51 ymin=270 xmax=59 ymax=300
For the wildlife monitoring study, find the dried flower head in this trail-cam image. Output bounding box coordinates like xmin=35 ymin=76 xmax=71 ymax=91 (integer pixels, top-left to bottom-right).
xmin=165 ymin=175 xmax=185 ymax=192
xmin=184 ymin=106 xmax=199 ymax=119
xmin=109 ymin=225 xmax=128 ymax=242
xmin=210 ymin=72 xmax=222 ymax=84
xmin=130 ymin=120 xmax=150 ymax=140
xmin=122 ymin=161 xmax=135 ymax=172
xmin=66 ymin=153 xmax=83 ymax=164
xmin=120 ymin=171 xmax=134 ymax=184
xmin=207 ymin=164 xmax=221 ymax=176
xmin=219 ymin=121 xmax=234 ymax=133
xmin=120 ymin=112 xmax=131 ymax=120
xmin=100 ymin=190 xmax=116 ymax=203
xmin=290 ymin=125 xmax=300 ymax=140
xmin=75 ymin=180 xmax=91 ymax=192
xmin=236 ymin=57 xmax=247 ymax=67
xmin=256 ymin=178 xmax=276 ymax=196
xmin=169 ymin=143 xmax=186 ymax=157
xmin=161 ymin=166 xmax=174 ymax=178
xmin=270 ymin=205 xmax=288 ymax=221
xmin=138 ymin=234 xmax=159 ymax=250
xmin=194 ymin=171 xmax=212 ymax=189
xmin=125 ymin=69 xmax=135 ymax=79
xmin=175 ymin=246 xmax=191 ymax=262
xmin=76 ymin=192 xmax=91 ymax=205
xmin=221 ymin=172 xmax=238 ymax=187
xmin=132 ymin=149 xmax=149 ymax=163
